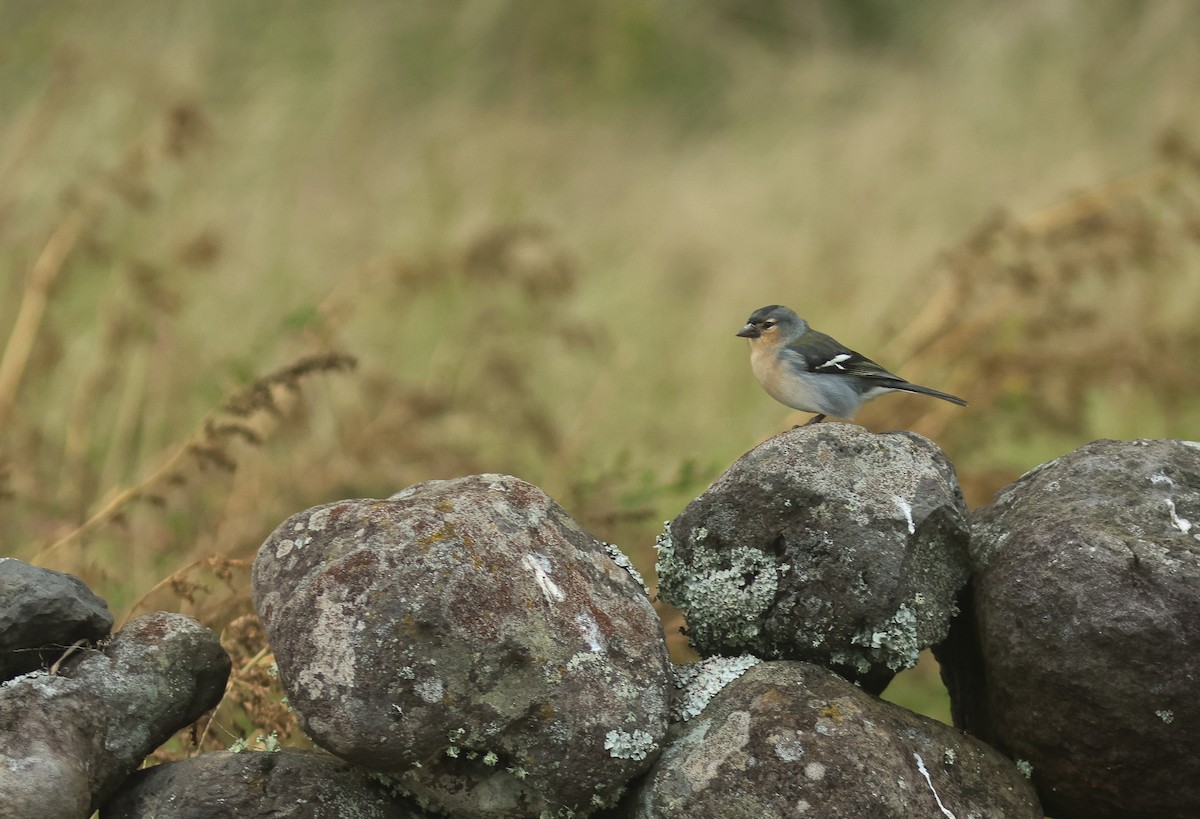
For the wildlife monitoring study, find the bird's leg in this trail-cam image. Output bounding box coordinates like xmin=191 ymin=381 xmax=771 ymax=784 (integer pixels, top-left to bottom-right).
xmin=803 ymin=414 xmax=826 ymax=426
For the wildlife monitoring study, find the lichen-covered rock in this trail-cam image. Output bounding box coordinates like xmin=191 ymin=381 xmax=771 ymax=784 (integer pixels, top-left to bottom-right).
xmin=0 ymin=612 xmax=230 ymax=818
xmin=657 ymin=424 xmax=969 ymax=693
xmin=628 ymin=661 xmax=1042 ymax=819
xmin=101 ymin=749 xmax=431 ymax=818
xmin=668 ymin=654 xmax=762 ymax=726
xmin=252 ymin=474 xmax=672 ymax=818
xmin=950 ymin=438 xmax=1200 ymax=819
xmin=0 ymin=558 xmax=113 ymax=681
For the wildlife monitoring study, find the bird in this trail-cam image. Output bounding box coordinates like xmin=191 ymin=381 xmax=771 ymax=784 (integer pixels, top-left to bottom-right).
xmin=737 ymin=304 xmax=967 ymax=425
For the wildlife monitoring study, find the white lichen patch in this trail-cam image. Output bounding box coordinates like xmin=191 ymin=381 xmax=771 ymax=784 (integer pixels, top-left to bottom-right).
xmin=601 ymin=542 xmax=649 ymax=596
xmin=671 ymin=655 xmax=762 ymax=721
xmin=482 ymin=474 xmax=509 ymax=491
xmin=294 ymin=595 xmax=357 ymax=700
xmin=803 ymin=761 xmax=826 ymax=781
xmin=308 ymin=507 xmax=331 ymax=531
xmin=1156 ymin=709 xmax=1175 ymax=724
xmin=604 ymin=728 xmax=657 ymax=761
xmin=850 ymin=602 xmax=922 ymax=671
xmin=524 ymin=553 xmax=565 ymax=603
xmin=415 ymin=677 xmax=444 ymax=704
xmin=1165 ymin=499 xmax=1192 ymax=534
xmin=827 ymin=649 xmax=873 ymax=675
xmin=1015 ymin=759 xmax=1033 ymax=779
xmin=565 ymin=652 xmax=603 ymax=673
xmin=681 ymin=710 xmax=751 ymax=792
xmin=653 ymin=525 xmax=673 ymax=558
xmin=274 ymin=539 xmax=295 ymax=558
xmin=892 ymin=495 xmax=915 ymax=534
xmin=770 ymin=730 xmax=804 ymax=762
xmin=574 ymin=611 xmax=605 ymax=653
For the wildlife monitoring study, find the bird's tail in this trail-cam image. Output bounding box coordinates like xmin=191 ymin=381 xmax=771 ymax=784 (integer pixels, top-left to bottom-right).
xmin=896 ymin=381 xmax=968 ymax=407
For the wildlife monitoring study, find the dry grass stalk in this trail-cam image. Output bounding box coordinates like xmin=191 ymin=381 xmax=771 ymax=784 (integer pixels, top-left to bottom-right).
xmin=0 ymin=208 xmax=91 ymax=428
xmin=31 ymin=352 xmax=356 ymax=564
xmin=0 ymin=104 xmax=210 ymax=433
xmin=119 ymin=554 xmax=250 ymax=627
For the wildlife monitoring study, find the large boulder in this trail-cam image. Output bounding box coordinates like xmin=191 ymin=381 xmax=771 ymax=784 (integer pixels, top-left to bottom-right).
xmin=628 ymin=660 xmax=1041 ymax=818
xmin=658 ymin=424 xmax=970 ymax=692
xmin=252 ymin=474 xmax=672 ymax=818
xmin=948 ymin=438 xmax=1200 ymax=818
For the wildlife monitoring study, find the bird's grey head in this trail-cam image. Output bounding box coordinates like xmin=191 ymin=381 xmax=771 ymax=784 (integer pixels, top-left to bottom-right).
xmin=736 ymin=305 xmax=804 ymax=340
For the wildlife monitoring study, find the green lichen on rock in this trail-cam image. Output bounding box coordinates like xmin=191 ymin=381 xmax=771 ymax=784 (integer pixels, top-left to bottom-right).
xmin=656 ymin=523 xmax=789 ymax=653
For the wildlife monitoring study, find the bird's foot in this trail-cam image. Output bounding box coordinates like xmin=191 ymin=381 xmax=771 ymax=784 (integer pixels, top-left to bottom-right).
xmin=802 ymin=414 xmax=826 ymax=427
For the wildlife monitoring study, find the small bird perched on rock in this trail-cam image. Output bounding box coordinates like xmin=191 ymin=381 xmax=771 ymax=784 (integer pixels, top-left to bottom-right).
xmin=737 ymin=304 xmax=967 ymax=425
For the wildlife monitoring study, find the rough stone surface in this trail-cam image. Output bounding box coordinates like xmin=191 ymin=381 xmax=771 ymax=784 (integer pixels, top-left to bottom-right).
xmin=0 ymin=557 xmax=114 ymax=681
xmin=658 ymin=424 xmax=969 ymax=693
xmin=0 ymin=611 xmax=230 ymax=818
xmin=627 ymin=660 xmax=1041 ymax=819
xmin=102 ymin=749 xmax=432 ymax=818
xmin=252 ymin=474 xmax=672 ymax=818
xmin=953 ymin=438 xmax=1200 ymax=819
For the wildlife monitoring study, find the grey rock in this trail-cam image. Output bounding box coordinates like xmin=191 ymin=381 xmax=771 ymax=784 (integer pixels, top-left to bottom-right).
xmin=952 ymin=438 xmax=1200 ymax=819
xmin=101 ymin=749 xmax=431 ymax=818
xmin=629 ymin=660 xmax=1042 ymax=819
xmin=0 ymin=558 xmax=113 ymax=681
xmin=252 ymin=474 xmax=672 ymax=818
xmin=0 ymin=611 xmax=230 ymax=818
xmin=658 ymin=424 xmax=970 ymax=693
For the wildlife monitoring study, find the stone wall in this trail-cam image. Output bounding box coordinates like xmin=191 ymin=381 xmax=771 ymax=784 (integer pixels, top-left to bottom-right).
xmin=4 ymin=425 xmax=1197 ymax=817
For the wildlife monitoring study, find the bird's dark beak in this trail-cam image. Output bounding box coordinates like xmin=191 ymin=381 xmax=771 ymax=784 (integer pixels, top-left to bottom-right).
xmin=737 ymin=323 xmax=760 ymax=339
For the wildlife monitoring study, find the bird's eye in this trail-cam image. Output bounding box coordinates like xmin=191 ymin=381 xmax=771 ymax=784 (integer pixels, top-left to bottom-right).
xmin=762 ymin=321 xmax=775 ymax=329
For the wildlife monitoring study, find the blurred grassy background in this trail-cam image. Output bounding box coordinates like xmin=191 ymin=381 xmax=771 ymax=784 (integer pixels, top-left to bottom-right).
xmin=3 ymin=0 xmax=1200 ymax=744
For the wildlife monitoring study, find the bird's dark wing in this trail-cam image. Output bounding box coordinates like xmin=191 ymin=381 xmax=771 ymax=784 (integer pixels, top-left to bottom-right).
xmin=782 ymin=329 xmax=908 ymax=386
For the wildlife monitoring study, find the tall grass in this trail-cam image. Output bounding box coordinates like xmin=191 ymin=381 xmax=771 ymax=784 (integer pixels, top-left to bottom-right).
xmin=2 ymin=0 xmax=1199 ymax=750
